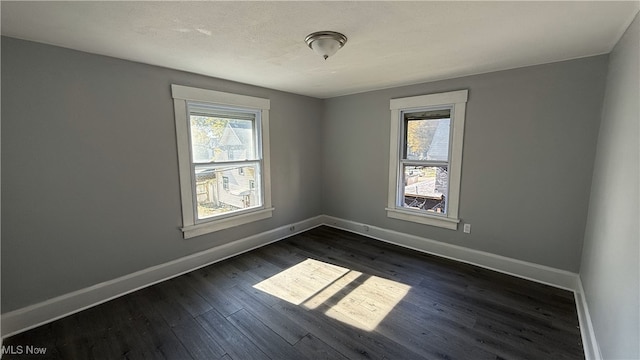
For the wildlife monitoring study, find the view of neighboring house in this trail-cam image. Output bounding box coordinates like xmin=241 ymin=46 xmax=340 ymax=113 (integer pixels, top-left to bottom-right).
xmin=404 ymin=118 xmax=450 ymax=213
xmin=194 ymin=120 xmax=259 ymax=219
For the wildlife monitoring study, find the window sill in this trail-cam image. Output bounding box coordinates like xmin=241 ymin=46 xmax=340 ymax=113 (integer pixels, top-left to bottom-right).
xmin=181 ymin=207 xmax=274 ymax=239
xmin=385 ymin=207 xmax=459 ymax=230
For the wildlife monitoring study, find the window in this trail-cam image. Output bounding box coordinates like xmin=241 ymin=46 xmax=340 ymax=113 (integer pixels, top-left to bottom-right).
xmin=172 ymin=85 xmax=273 ymax=239
xmin=387 ymin=90 xmax=468 ymax=230
xmin=222 ymin=176 xmax=230 ymax=191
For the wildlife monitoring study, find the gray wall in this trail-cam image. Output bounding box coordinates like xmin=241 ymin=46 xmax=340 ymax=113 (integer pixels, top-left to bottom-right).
xmin=1 ymin=37 xmax=324 ymax=312
xmin=580 ymin=13 xmax=639 ymax=360
xmin=0 ymin=33 xmax=621 ymax=324
xmin=322 ymin=56 xmax=608 ymax=272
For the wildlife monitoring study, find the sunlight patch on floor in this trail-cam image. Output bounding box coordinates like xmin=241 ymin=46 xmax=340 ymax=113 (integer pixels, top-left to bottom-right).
xmin=320 ymin=275 xmax=411 ymax=331
xmin=253 ymin=258 xmax=351 ymax=305
xmin=253 ymin=258 xmax=410 ymax=331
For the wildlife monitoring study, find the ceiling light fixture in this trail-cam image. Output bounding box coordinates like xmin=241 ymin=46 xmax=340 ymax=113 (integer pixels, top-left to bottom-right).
xmin=305 ymin=31 xmax=347 ymax=60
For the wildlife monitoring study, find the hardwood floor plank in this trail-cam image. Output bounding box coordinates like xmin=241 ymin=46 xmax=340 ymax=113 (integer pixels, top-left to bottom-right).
xmin=144 ymin=285 xmax=194 ymax=328
xmin=162 ymin=276 xmax=214 ymax=317
xmin=214 ymin=261 xmax=271 ymax=289
xmin=474 ymin=313 xmax=584 ymax=358
xmin=229 ymin=285 xmax=309 ymax=345
xmin=294 ymin=333 xmax=350 ymax=360
xmin=105 ymin=297 xmax=167 ymax=360
xmin=194 ymin=266 xmax=240 ymax=290
xmin=252 ymin=244 xmax=307 ymax=270
xmin=75 ymin=305 xmax=125 ymax=360
xmin=171 ymin=317 xmax=226 ymax=360
xmin=274 ymin=299 xmax=428 ymax=360
xmin=416 ymin=276 xmax=561 ymax=331
xmin=181 ymin=271 xmax=243 ymax=316
xmin=365 ymin=299 xmax=495 ymax=359
xmin=233 ymin=251 xmax=284 ymax=279
xmin=125 ymin=289 xmax=194 ymax=360
xmin=226 ymin=308 xmax=310 ymax=360
xmin=52 ymin=312 xmax=103 ymax=360
xmin=196 ymin=309 xmax=270 ymax=360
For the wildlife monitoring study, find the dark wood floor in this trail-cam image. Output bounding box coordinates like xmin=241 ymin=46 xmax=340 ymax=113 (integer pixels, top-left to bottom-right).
xmin=4 ymin=226 xmax=584 ymax=360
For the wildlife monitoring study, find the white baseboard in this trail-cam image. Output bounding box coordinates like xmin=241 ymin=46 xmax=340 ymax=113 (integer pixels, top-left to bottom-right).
xmin=1 ymin=216 xmax=324 ymax=338
xmin=575 ymin=278 xmax=602 ymax=360
xmin=2 ymin=214 xmax=585 ymax=342
xmin=321 ymin=215 xmax=578 ymax=291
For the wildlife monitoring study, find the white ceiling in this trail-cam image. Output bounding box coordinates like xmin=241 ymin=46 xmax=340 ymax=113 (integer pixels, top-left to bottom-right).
xmin=2 ymin=1 xmax=638 ymax=99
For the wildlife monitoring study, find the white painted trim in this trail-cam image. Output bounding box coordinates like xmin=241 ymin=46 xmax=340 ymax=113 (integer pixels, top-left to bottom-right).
xmin=447 ymin=101 xmax=466 ymax=219
xmin=390 ymin=89 xmax=468 ymax=110
xmin=321 ymin=215 xmax=578 ymax=291
xmin=1 ymin=216 xmax=324 ymax=338
xmin=173 ymin=98 xmax=196 ymax=227
xmin=386 ymin=207 xmax=459 ymax=230
xmin=387 ymin=108 xmax=402 ymax=208
xmin=260 ymin=107 xmax=273 ymax=209
xmin=182 ymin=207 xmax=274 ymax=239
xmin=172 ymin=84 xmax=273 ymax=238
xmin=575 ymin=277 xmax=602 ymax=360
xmin=387 ymin=89 xmax=468 ymax=231
xmin=171 ymin=84 xmax=270 ymax=110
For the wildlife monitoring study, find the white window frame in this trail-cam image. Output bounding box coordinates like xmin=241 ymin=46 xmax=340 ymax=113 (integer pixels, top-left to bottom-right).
xmin=172 ymin=84 xmax=273 ymax=239
xmin=386 ymin=89 xmax=468 ymax=230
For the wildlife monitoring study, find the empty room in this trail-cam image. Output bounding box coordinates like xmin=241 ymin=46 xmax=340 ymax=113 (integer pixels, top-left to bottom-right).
xmin=1 ymin=1 xmax=638 ymax=359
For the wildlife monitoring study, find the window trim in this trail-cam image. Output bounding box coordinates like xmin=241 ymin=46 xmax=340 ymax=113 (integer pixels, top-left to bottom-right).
xmin=386 ymin=89 xmax=468 ymax=230
xmin=172 ymin=84 xmax=273 ymax=239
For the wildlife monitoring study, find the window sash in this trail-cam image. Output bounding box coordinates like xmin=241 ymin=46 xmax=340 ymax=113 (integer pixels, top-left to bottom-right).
xmin=399 ymin=163 xmax=449 ymax=216
xmin=401 ymin=107 xmax=453 ymax=162
xmin=398 ymin=111 xmax=452 ymax=215
xmin=400 ymin=159 xmax=448 ymax=167
xmin=188 ymin=102 xmax=257 ymax=121
xmin=186 ymin=102 xmax=265 ymax=223
xmin=191 ymin=155 xmax=264 ymax=223
xmin=188 ymin=104 xmax=262 ymax=164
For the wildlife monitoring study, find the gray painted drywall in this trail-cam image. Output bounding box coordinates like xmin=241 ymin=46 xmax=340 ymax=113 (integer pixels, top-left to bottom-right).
xmin=580 ymin=12 xmax=639 ymax=360
xmin=322 ymin=56 xmax=608 ymax=272
xmin=1 ymin=37 xmax=323 ymax=312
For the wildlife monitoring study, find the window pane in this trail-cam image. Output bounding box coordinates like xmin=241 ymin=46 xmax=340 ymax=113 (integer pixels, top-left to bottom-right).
xmin=402 ymin=165 xmax=447 ymax=214
xmin=194 ymin=163 xmax=261 ymax=220
xmin=190 ymin=115 xmax=256 ymax=163
xmin=405 ymin=115 xmax=450 ymax=161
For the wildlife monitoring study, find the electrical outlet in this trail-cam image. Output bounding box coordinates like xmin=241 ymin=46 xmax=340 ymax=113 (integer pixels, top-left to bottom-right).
xmin=463 ymin=224 xmax=471 ymax=233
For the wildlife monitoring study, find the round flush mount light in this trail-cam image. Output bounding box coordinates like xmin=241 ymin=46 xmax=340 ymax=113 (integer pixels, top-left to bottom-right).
xmin=305 ymin=31 xmax=347 ymax=60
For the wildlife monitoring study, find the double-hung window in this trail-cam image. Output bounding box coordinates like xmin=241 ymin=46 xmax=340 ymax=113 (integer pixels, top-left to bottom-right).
xmin=387 ymin=90 xmax=468 ymax=230
xmin=172 ymin=85 xmax=273 ymax=238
